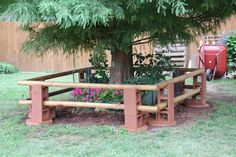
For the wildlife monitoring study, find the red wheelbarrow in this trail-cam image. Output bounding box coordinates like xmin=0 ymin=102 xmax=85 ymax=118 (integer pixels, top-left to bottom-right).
xmin=199 ymin=45 xmax=227 ymax=81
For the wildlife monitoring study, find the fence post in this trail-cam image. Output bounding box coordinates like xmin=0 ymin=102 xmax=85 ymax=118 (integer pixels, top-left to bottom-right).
xmin=79 ymin=71 xmax=85 ymax=83
xmin=123 ymin=88 xmax=148 ymax=132
xmin=149 ymin=83 xmax=176 ymax=126
xmin=199 ymin=72 xmax=209 ymax=107
xmin=192 ymin=75 xmax=198 ymax=101
xmin=185 ymin=72 xmax=209 ymax=108
xmin=167 ymin=83 xmax=176 ymax=125
xmin=26 ymin=84 xmax=54 ymax=125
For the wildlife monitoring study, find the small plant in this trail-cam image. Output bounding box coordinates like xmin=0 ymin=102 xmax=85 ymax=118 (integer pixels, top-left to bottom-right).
xmin=226 ymin=34 xmax=236 ymax=72
xmin=0 ymin=62 xmax=19 ymax=74
xmin=72 ymin=88 xmax=123 ymax=104
xmin=122 ymin=52 xmax=176 ymax=105
xmin=123 ymin=53 xmax=176 ymax=85
xmin=89 ymin=50 xmax=109 ymax=83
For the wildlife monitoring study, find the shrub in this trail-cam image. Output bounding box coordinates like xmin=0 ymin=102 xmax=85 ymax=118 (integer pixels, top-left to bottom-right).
xmin=72 ymin=88 xmax=123 ymax=104
xmin=123 ymin=53 xmax=176 ymax=85
xmin=226 ymin=34 xmax=236 ymax=72
xmin=76 ymin=52 xmax=175 ymax=105
xmin=89 ymin=50 xmax=109 ymax=83
xmin=0 ymin=62 xmax=19 ymax=74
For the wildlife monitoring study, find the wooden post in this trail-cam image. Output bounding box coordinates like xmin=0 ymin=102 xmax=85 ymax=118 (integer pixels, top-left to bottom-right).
xmin=26 ymin=85 xmax=53 ymax=125
xmin=27 ymin=86 xmax=32 ymax=119
xmin=192 ymin=75 xmax=198 ymax=102
xmin=123 ymin=88 xmax=148 ymax=132
xmin=199 ymin=72 xmax=209 ymax=107
xmin=166 ymin=83 xmax=176 ymax=125
xmin=185 ymin=72 xmax=209 ymax=108
xmin=79 ymin=71 xmax=85 ymax=83
xmin=156 ymin=88 xmax=163 ymax=121
xmin=148 ymin=83 xmax=176 ymax=126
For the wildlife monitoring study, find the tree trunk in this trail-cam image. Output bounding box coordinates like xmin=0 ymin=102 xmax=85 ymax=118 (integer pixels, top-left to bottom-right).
xmin=110 ymin=49 xmax=133 ymax=83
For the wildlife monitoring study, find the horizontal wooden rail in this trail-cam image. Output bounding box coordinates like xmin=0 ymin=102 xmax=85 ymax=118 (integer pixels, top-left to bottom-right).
xmin=137 ymin=102 xmax=167 ymax=113
xmin=18 ymin=69 xmax=204 ymax=91
xmin=19 ymin=100 xmax=31 ymax=105
xmin=19 ymin=99 xmax=161 ymax=112
xmin=44 ymin=101 xmax=125 ymax=110
xmin=19 ymin=87 xmax=201 ymax=113
xmin=28 ymin=67 xmax=93 ymax=81
xmin=19 ymin=100 xmax=124 ymax=109
xmin=156 ymin=69 xmax=204 ymax=89
xmin=18 ymin=81 xmax=158 ymax=91
xmin=49 ymin=88 xmax=74 ymax=97
xmin=137 ymin=87 xmax=201 ymax=113
xmin=174 ymin=87 xmax=201 ymax=104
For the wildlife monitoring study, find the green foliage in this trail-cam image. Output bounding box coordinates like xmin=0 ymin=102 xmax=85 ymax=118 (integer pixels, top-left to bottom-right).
xmin=226 ymin=34 xmax=236 ymax=72
xmin=123 ymin=53 xmax=176 ymax=84
xmin=0 ymin=62 xmax=19 ymax=74
xmin=2 ymin=0 xmax=236 ymax=55
xmin=97 ymin=89 xmax=123 ymax=103
xmin=0 ymin=0 xmax=14 ymax=14
xmin=89 ymin=50 xmax=109 ymax=83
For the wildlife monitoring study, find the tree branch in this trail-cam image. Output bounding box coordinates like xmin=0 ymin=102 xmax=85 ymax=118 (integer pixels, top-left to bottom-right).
xmin=132 ymin=39 xmax=153 ymax=45
xmin=132 ymin=36 xmax=154 ymax=45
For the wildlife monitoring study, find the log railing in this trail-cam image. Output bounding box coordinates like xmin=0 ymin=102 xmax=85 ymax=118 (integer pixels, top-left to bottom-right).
xmin=18 ymin=68 xmax=208 ymax=132
xmin=27 ymin=67 xmax=93 ymax=81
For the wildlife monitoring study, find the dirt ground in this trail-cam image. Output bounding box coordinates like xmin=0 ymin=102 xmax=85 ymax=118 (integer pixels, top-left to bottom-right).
xmin=54 ymin=105 xmax=215 ymax=128
xmin=54 ymin=82 xmax=232 ymax=128
xmin=54 ymin=108 xmax=125 ymax=126
xmin=207 ymin=82 xmax=236 ymax=104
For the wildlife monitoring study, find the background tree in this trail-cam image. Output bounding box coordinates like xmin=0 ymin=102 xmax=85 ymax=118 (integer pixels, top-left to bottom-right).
xmin=0 ymin=0 xmax=14 ymax=13
xmin=2 ymin=0 xmax=236 ymax=83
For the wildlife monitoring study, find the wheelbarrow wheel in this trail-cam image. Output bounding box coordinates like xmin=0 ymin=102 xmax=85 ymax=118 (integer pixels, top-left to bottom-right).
xmin=206 ymin=69 xmax=213 ymax=81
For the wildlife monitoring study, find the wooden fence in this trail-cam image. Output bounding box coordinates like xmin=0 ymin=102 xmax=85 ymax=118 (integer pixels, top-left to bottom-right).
xmin=0 ymin=22 xmax=152 ymax=72
xmin=0 ymin=22 xmax=94 ymax=72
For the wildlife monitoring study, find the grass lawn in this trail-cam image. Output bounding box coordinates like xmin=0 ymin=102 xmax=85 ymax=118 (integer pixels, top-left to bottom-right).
xmin=0 ymin=72 xmax=236 ymax=157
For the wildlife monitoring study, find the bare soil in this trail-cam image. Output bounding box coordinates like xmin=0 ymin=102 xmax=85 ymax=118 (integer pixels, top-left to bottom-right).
xmin=54 ymin=108 xmax=124 ymax=126
xmin=207 ymin=83 xmax=236 ymax=104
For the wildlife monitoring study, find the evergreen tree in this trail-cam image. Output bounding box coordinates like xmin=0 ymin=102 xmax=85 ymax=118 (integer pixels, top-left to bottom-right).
xmin=0 ymin=0 xmax=14 ymax=13
xmin=2 ymin=0 xmax=236 ymax=83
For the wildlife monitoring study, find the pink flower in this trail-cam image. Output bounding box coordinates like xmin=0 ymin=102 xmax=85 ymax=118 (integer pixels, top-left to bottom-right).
xmin=114 ymin=89 xmax=123 ymax=95
xmin=114 ymin=90 xmax=120 ymax=95
xmin=83 ymin=94 xmax=90 ymax=101
xmin=72 ymin=88 xmax=83 ymax=96
xmin=89 ymin=88 xmax=95 ymax=92
xmin=95 ymin=88 xmax=101 ymax=93
xmin=89 ymin=91 xmax=95 ymax=97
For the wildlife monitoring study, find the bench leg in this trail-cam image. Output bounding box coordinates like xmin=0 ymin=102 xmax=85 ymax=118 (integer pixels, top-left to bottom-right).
xmin=185 ymin=73 xmax=209 ymax=108
xmin=149 ymin=83 xmax=176 ymax=127
xmin=26 ymin=85 xmax=54 ymax=125
xmin=123 ymin=89 xmax=148 ymax=132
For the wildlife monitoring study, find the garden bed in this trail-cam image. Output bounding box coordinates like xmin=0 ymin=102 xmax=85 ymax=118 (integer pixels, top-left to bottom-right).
xmin=18 ymin=67 xmax=209 ymax=132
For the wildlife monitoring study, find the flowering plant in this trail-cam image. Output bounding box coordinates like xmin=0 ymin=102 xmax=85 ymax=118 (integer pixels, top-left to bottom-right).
xmin=72 ymin=88 xmax=123 ymax=104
